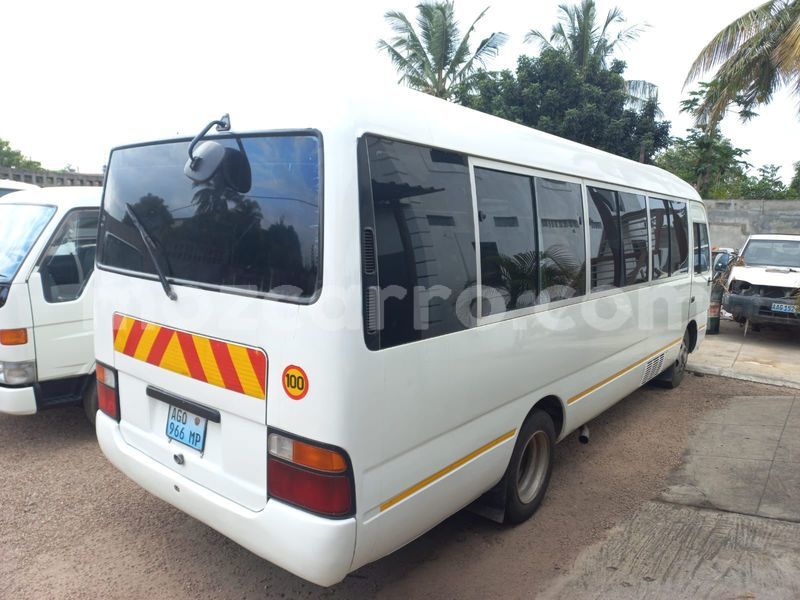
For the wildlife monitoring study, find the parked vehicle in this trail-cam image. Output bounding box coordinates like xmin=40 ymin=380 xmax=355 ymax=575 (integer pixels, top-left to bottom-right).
xmin=92 ymin=88 xmax=711 ymax=586
xmin=0 ymin=179 xmax=39 ymax=197
xmin=723 ymin=234 xmax=800 ymax=329
xmin=0 ymin=187 xmax=101 ymax=419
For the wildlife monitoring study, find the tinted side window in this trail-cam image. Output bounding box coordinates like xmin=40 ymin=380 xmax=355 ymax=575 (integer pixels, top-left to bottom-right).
xmin=588 ymin=187 xmax=621 ymax=290
xmin=536 ymin=178 xmax=586 ymax=301
xmin=618 ymin=192 xmax=649 ymax=285
xmin=475 ymin=168 xmax=537 ymax=315
xmin=670 ymin=201 xmax=690 ymax=275
xmin=694 ymin=221 xmax=711 ymax=274
xmin=650 ymin=198 xmax=670 ymax=279
xmin=367 ymin=137 xmax=476 ymax=349
xmin=40 ymin=209 xmax=99 ymax=303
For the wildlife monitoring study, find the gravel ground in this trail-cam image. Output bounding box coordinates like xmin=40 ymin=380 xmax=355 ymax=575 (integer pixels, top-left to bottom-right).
xmin=1 ymin=373 xmax=791 ymax=599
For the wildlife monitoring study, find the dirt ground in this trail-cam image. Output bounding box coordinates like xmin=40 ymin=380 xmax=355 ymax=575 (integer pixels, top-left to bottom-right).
xmin=1 ymin=373 xmax=791 ymax=599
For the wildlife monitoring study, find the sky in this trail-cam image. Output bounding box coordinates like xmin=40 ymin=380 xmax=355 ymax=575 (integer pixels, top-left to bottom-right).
xmin=1 ymin=0 xmax=798 ymax=182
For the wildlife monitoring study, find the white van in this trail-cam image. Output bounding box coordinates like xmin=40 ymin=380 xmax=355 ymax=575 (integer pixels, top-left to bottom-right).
xmin=0 ymin=187 xmax=101 ymax=420
xmin=93 ymin=89 xmax=710 ymax=586
xmin=0 ymin=179 xmax=39 ymax=197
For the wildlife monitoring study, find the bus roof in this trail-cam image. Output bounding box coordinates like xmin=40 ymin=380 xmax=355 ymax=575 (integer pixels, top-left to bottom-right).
xmin=117 ymin=84 xmax=701 ymax=202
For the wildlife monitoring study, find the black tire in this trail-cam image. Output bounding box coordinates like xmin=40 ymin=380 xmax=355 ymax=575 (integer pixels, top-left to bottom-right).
xmin=504 ymin=409 xmax=555 ymax=524
xmin=82 ymin=379 xmax=98 ymax=425
xmin=657 ymin=330 xmax=690 ymax=389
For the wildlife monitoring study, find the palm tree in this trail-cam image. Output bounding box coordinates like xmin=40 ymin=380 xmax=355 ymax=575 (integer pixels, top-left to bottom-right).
xmin=525 ymin=0 xmax=643 ymax=69
xmin=686 ymin=0 xmax=800 ymax=126
xmin=378 ymin=1 xmax=508 ymax=99
xmin=525 ymin=0 xmax=658 ymax=112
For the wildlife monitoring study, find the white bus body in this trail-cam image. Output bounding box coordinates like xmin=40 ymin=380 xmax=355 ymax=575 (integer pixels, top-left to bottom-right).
xmin=93 ymin=88 xmax=711 ymax=586
xmin=0 ymin=187 xmax=100 ymax=417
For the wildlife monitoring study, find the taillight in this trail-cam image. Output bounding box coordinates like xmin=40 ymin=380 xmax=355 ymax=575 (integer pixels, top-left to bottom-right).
xmin=267 ymin=432 xmax=354 ymax=518
xmin=96 ymin=362 xmax=120 ymax=421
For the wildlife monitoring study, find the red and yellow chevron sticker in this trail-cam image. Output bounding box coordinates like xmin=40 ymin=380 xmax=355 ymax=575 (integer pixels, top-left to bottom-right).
xmin=112 ymin=314 xmax=267 ymax=399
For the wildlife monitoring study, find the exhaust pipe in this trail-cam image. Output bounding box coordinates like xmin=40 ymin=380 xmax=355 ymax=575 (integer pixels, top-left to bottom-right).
xmin=578 ymin=425 xmax=590 ymax=444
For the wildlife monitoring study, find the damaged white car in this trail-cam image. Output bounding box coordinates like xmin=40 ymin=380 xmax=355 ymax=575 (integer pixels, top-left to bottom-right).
xmin=723 ymin=234 xmax=800 ymax=329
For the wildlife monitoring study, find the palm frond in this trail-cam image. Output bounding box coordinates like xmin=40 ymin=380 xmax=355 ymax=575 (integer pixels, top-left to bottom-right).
xmin=685 ymin=0 xmax=780 ymax=85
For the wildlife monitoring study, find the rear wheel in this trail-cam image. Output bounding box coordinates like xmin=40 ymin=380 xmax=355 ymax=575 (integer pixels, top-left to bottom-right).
xmin=82 ymin=379 xmax=98 ymax=425
xmin=504 ymin=410 xmax=555 ymax=524
xmin=658 ymin=330 xmax=690 ymax=389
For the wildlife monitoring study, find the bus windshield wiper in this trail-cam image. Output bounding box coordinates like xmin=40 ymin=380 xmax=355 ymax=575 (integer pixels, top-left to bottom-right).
xmin=125 ymin=203 xmax=177 ymax=301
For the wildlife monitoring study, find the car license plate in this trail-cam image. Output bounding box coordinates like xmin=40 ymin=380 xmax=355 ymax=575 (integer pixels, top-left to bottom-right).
xmin=772 ymin=302 xmax=797 ymax=314
xmin=166 ymin=405 xmax=207 ymax=452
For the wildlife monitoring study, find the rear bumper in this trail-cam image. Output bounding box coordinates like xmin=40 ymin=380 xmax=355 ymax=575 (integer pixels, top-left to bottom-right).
xmin=723 ymin=293 xmax=800 ymax=327
xmin=96 ymin=414 xmax=356 ymax=587
xmin=0 ymin=385 xmax=37 ymax=415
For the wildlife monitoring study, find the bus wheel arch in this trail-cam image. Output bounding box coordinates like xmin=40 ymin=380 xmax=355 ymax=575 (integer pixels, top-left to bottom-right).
xmin=529 ymin=395 xmax=564 ymax=440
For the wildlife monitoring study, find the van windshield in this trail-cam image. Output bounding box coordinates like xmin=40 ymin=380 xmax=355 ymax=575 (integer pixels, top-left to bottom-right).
xmin=98 ymin=132 xmax=322 ymax=300
xmin=0 ymin=204 xmax=56 ymax=282
xmin=742 ymin=239 xmax=800 ymax=268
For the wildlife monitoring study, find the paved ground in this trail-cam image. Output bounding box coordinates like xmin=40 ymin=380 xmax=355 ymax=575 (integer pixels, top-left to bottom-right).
xmin=689 ymin=319 xmax=800 ymax=389
xmin=1 ymin=375 xmax=797 ymax=599
xmin=543 ymin=392 xmax=800 ymax=599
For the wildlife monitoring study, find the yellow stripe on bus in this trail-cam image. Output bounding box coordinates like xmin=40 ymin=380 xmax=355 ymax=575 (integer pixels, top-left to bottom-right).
xmin=159 ymin=331 xmax=190 ymax=377
xmin=133 ymin=322 xmax=161 ymax=361
xmin=228 ymin=344 xmax=264 ymax=399
xmin=567 ymin=337 xmax=683 ymax=405
xmin=192 ymin=335 xmax=226 ymax=389
xmin=380 ymin=430 xmax=516 ymax=512
xmin=113 ymin=316 xmax=135 ymax=353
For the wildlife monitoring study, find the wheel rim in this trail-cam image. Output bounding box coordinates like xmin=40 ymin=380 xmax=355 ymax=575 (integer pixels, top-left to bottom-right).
xmin=516 ymin=430 xmax=550 ymax=504
xmin=675 ymin=337 xmax=689 ymax=375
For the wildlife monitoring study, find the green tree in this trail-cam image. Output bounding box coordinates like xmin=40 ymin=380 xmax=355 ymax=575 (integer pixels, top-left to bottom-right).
xmin=0 ymin=138 xmax=41 ymax=170
xmin=654 ymin=128 xmax=750 ymax=198
xmin=526 ymin=0 xmax=644 ymax=70
xmin=378 ymin=1 xmax=508 ymax=99
xmin=742 ymin=164 xmax=789 ymax=199
xmin=686 ymin=0 xmax=800 ymax=125
xmin=457 ymin=50 xmax=671 ymax=163
xmin=790 ymin=161 xmax=800 ymax=196
xmin=525 ymin=0 xmax=658 ymax=111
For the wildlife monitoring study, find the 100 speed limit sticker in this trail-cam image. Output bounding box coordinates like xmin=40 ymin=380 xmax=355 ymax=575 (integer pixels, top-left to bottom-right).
xmin=282 ymin=365 xmax=309 ymax=400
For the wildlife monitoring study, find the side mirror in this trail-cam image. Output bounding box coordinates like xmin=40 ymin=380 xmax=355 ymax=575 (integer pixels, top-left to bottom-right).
xmin=184 ymin=141 xmax=226 ymax=183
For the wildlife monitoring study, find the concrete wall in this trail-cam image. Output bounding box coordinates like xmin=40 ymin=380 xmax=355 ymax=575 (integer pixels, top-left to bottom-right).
xmin=0 ymin=167 xmax=104 ymax=188
xmin=704 ymin=199 xmax=800 ymax=250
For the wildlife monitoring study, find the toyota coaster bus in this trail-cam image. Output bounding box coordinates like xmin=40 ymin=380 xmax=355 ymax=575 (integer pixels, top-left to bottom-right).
xmin=93 ymin=88 xmax=711 ymax=586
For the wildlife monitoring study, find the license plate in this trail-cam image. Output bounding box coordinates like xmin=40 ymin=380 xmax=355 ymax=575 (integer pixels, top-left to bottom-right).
xmin=166 ymin=405 xmax=208 ymax=452
xmin=772 ymin=302 xmax=797 ymax=314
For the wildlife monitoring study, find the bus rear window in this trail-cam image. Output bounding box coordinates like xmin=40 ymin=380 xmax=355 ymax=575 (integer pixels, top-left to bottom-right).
xmin=98 ymin=133 xmax=322 ymax=301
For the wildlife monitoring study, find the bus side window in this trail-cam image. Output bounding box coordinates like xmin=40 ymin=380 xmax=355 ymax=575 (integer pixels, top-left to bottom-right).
xmin=694 ymin=222 xmax=711 ymax=274
xmin=618 ymin=192 xmax=649 ymax=285
xmin=650 ymin=198 xmax=670 ymax=280
xmin=474 ymin=167 xmax=537 ymax=315
xmin=535 ymin=178 xmax=586 ymax=301
xmin=588 ymin=187 xmax=622 ymax=290
xmin=365 ymin=137 xmax=476 ymax=349
xmin=669 ymin=201 xmax=690 ymax=275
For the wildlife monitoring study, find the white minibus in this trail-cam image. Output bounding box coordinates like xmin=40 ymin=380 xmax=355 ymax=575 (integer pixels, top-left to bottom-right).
xmin=93 ymin=88 xmax=711 ymax=586
xmin=0 ymin=187 xmax=101 ymax=419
